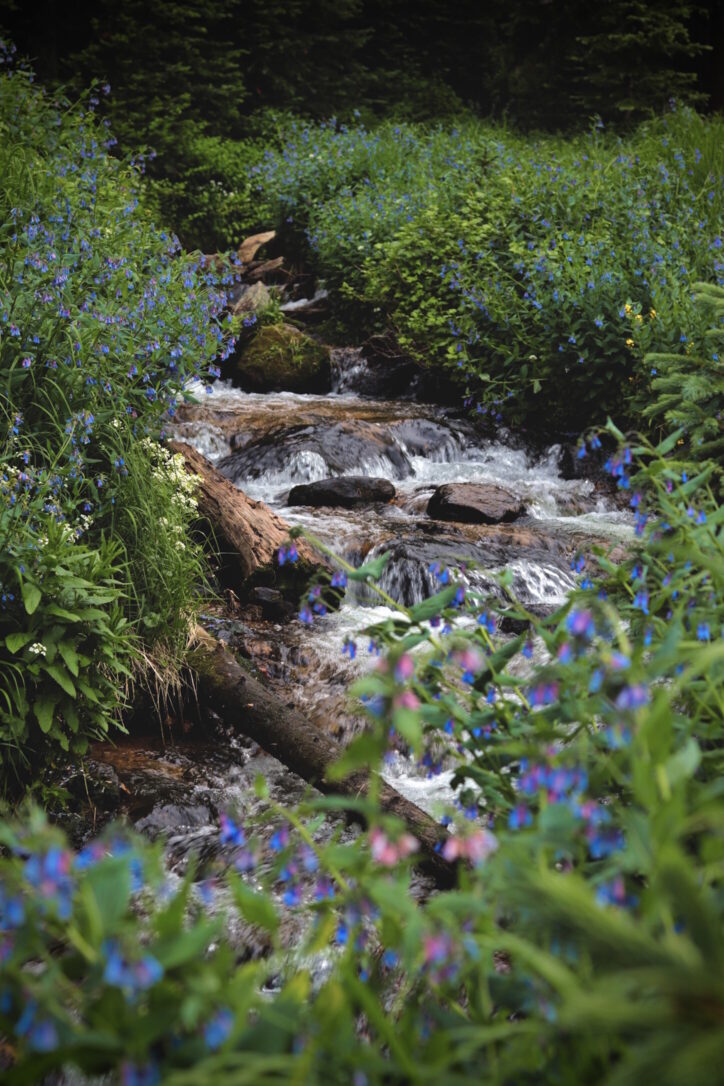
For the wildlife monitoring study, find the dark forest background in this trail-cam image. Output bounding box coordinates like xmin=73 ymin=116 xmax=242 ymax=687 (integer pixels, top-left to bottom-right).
xmin=2 ymin=1 xmax=722 ymax=251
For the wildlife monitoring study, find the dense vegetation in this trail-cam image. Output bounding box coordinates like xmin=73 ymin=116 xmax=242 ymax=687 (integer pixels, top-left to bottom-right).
xmin=3 ymin=0 xmax=720 ymax=249
xmin=0 ymin=6 xmax=723 ymax=1085
xmin=253 ymin=108 xmax=724 ymax=432
xmin=0 ymin=49 xmax=233 ymax=781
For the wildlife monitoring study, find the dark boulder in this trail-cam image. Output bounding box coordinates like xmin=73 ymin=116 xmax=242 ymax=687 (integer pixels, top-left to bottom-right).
xmin=427 ymin=483 xmax=526 ymax=525
xmin=288 ymin=476 xmax=396 ymax=508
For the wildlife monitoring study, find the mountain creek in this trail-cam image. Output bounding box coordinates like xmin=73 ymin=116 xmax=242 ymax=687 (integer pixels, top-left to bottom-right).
xmin=58 ymin=344 xmax=633 ymax=969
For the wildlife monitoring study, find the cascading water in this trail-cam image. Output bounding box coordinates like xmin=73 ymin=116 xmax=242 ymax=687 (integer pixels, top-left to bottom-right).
xmin=160 ymin=352 xmax=633 ymax=834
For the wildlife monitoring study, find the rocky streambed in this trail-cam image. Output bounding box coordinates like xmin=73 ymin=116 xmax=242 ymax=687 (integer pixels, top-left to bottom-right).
xmin=65 ymin=344 xmax=632 ymax=961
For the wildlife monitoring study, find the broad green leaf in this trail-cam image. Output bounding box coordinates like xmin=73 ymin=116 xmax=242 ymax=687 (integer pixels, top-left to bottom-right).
xmin=58 ymin=641 xmax=80 ymax=677
xmin=43 ymin=663 xmax=77 ymax=697
xmin=34 ymin=695 xmax=57 ymax=733
xmin=232 ymin=877 xmax=279 ymax=935
xmin=408 ymin=584 xmax=459 ymax=624
xmin=22 ymin=581 xmax=42 ymax=615
xmin=347 ymin=551 xmax=391 ymax=582
xmin=5 ymin=632 xmax=35 ymax=653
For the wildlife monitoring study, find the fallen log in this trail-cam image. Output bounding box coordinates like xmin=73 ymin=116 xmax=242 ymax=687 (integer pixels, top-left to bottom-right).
xmin=190 ymin=626 xmax=456 ymax=888
xmin=238 ymin=230 xmax=276 ymax=266
xmin=167 ymin=440 xmax=318 ymax=590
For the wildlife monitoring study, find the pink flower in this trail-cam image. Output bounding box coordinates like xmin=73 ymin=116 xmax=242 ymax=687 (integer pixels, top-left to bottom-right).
xmin=442 ymin=828 xmax=498 ymax=864
xmin=369 ymin=828 xmax=419 ymax=866
xmin=394 ymin=690 xmax=420 ymax=710
xmin=394 ymin=653 xmax=415 ymax=682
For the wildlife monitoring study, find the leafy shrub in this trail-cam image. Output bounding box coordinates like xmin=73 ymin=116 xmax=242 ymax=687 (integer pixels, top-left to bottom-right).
xmin=256 ymin=107 xmax=724 ymax=432
xmin=0 ymin=46 xmax=235 ymax=775
xmin=644 ymin=281 xmax=724 ymax=461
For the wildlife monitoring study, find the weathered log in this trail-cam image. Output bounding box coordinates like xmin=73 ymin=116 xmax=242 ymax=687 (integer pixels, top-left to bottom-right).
xmin=238 ymin=230 xmax=276 ymax=265
xmin=246 ymin=256 xmax=286 ymax=283
xmin=190 ymin=626 xmax=456 ymax=888
xmin=167 ymin=440 xmax=317 ymax=589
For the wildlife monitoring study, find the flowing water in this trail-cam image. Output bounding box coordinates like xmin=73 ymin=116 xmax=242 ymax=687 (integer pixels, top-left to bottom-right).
xmin=171 ymin=350 xmax=631 ymax=786
xmin=82 ymin=348 xmax=632 ymax=953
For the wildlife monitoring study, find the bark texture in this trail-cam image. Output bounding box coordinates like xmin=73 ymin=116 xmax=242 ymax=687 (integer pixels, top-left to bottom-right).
xmin=167 ymin=440 xmax=316 ymax=588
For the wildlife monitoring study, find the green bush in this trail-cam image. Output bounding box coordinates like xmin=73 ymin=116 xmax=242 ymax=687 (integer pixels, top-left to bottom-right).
xmin=0 ymin=48 xmax=233 ymax=776
xmin=256 ymin=107 xmax=724 ymax=432
xmin=644 ymin=281 xmax=724 ymax=461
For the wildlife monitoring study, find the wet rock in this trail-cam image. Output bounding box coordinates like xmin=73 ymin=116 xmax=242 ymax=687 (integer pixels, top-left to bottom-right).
xmin=219 ymin=419 xmax=413 ymax=485
xmin=427 ymin=483 xmax=526 ymax=525
xmin=63 ymin=760 xmax=121 ymax=812
xmin=250 ymin=586 xmax=295 ymax=621
xmin=231 ymin=281 xmax=271 ymax=316
xmin=135 ymin=803 xmax=213 ymax=838
xmin=288 ymin=476 xmax=396 ymax=508
xmin=234 ymin=323 xmax=331 ymax=394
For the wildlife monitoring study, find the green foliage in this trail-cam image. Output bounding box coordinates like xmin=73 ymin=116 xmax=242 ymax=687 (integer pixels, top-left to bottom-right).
xmin=644 ymin=282 xmax=724 ymax=461
xmin=2 ymin=422 xmax=723 ymax=1083
xmin=0 ymin=50 xmax=232 ymax=775
xmin=256 ymin=108 xmax=724 ymax=431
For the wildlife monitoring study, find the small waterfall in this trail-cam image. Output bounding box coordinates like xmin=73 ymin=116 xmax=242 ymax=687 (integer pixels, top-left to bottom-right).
xmin=330 ymin=347 xmax=374 ymax=393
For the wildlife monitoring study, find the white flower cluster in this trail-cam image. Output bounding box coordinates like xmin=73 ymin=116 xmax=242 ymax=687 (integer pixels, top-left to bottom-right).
xmin=141 ymin=440 xmax=201 ymax=551
xmin=28 ymin=642 xmax=46 ymax=656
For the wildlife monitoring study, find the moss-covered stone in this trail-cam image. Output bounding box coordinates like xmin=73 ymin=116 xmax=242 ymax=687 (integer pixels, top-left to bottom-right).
xmin=234 ymin=323 xmax=331 ymax=393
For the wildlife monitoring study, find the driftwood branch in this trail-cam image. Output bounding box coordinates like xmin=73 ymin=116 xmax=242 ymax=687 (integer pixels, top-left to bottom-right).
xmin=190 ymin=626 xmax=456 ymax=888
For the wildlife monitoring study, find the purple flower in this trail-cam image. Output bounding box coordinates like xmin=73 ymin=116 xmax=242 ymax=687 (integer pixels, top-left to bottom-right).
xmin=204 ymin=1008 xmax=234 ymax=1050
xmin=615 ymin=684 xmax=649 ymax=711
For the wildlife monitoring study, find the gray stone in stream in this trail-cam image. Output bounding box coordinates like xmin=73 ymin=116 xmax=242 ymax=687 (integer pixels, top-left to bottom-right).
xmin=288 ymin=476 xmax=396 ymax=508
xmin=427 ymin=483 xmax=526 ymax=525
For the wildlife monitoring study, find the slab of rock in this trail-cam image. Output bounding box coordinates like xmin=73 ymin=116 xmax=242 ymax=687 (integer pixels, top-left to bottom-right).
xmin=234 ymin=323 xmax=331 ymax=393
xmin=231 ymin=281 xmax=271 ymax=316
xmin=427 ymin=483 xmax=526 ymax=525
xmin=288 ymin=476 xmax=396 ymax=508
xmin=219 ymin=419 xmax=413 ymax=484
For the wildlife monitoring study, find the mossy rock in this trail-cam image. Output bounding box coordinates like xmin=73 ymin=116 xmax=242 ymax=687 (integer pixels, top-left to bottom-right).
xmin=234 ymin=323 xmax=331 ymax=393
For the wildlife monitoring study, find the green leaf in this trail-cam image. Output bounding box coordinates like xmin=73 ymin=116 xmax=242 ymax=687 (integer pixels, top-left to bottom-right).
xmin=408 ymin=585 xmax=459 ymax=624
xmin=654 ymin=427 xmax=685 ymax=455
xmin=5 ymin=632 xmax=35 ymax=653
xmin=232 ymin=877 xmax=279 ymax=935
xmin=347 ymin=552 xmax=391 ymax=583
xmin=45 ymin=604 xmax=83 ymax=622
xmin=22 ymin=581 xmax=42 ymax=615
xmin=58 ymin=641 xmax=80 ymax=677
xmin=34 ymin=695 xmax=57 ymax=733
xmin=43 ymin=663 xmax=77 ymax=697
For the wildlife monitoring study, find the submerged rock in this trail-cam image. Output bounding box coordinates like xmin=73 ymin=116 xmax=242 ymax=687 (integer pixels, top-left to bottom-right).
xmin=288 ymin=476 xmax=396 ymax=508
xmin=427 ymin=483 xmax=526 ymax=524
xmin=234 ymin=324 xmax=331 ymax=394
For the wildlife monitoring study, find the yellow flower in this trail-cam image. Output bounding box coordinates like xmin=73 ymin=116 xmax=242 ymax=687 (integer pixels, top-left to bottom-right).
xmin=625 ymin=338 xmax=635 ymax=349
xmin=634 ymin=314 xmax=643 ymax=323
xmin=624 ymin=303 xmax=632 ymax=315
xmin=649 ymin=308 xmax=656 ymax=318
